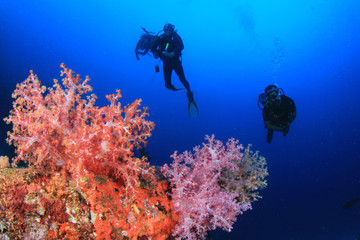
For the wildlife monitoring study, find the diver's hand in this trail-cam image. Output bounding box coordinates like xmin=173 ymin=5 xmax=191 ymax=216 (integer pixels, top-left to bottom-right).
xmin=162 ymin=51 xmax=175 ymax=58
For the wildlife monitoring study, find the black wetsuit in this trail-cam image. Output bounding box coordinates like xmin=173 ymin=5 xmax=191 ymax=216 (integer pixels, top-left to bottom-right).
xmin=262 ymin=95 xmax=296 ymax=142
xmin=151 ymin=32 xmax=191 ymax=92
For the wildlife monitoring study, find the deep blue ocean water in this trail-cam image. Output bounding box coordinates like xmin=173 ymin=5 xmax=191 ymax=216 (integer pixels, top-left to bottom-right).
xmin=1 ymin=1 xmax=359 ymax=239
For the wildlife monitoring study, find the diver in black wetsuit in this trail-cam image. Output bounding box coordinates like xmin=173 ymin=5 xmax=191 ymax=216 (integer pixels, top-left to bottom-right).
xmin=151 ymin=23 xmax=198 ymax=117
xmin=258 ymin=84 xmax=296 ymax=143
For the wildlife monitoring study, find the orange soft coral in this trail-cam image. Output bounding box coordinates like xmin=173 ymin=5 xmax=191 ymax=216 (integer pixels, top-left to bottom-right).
xmin=78 ymin=173 xmax=177 ymax=240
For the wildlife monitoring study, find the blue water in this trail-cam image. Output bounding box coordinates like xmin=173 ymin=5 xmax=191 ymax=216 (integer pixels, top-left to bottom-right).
xmin=1 ymin=1 xmax=359 ymax=239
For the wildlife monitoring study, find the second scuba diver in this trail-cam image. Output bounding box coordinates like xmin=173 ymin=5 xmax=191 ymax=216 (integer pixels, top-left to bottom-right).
xmin=258 ymin=84 xmax=296 ymax=143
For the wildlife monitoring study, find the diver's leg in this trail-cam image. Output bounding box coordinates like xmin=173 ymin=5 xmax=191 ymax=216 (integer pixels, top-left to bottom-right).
xmin=283 ymin=125 xmax=290 ymax=136
xmin=267 ymin=129 xmax=274 ymax=143
xmin=173 ymin=60 xmax=191 ymax=92
xmin=163 ymin=60 xmax=174 ymax=90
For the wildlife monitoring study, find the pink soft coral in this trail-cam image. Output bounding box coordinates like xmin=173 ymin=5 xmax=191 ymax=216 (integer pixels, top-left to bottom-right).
xmin=4 ymin=64 xmax=155 ymax=193
xmin=161 ymin=135 xmax=252 ymax=240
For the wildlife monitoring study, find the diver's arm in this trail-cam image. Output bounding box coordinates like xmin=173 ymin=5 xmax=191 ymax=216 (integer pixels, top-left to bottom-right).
xmin=172 ymin=33 xmax=184 ymax=58
xmin=262 ymin=108 xmax=271 ymax=121
xmin=282 ymin=96 xmax=296 ymax=123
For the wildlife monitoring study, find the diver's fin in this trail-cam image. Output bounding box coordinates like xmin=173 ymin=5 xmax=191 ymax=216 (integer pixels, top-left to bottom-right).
xmin=187 ymin=91 xmax=199 ymax=117
xmin=188 ymin=102 xmax=199 ymax=117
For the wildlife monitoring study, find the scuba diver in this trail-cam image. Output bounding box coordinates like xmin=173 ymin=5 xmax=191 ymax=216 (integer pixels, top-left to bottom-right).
xmin=258 ymin=84 xmax=296 ymax=143
xmin=135 ymin=23 xmax=198 ymax=117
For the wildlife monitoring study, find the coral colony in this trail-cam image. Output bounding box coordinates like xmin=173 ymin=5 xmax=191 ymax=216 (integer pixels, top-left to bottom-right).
xmin=0 ymin=64 xmax=268 ymax=240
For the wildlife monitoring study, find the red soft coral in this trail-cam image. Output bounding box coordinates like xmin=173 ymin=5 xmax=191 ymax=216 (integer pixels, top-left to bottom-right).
xmin=161 ymin=135 xmax=252 ymax=240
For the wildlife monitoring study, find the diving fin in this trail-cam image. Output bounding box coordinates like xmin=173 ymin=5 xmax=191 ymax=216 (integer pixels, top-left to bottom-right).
xmin=188 ymin=102 xmax=199 ymax=117
xmin=187 ymin=91 xmax=199 ymax=117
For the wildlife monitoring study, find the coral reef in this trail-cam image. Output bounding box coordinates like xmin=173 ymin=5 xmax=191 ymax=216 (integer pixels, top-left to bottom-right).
xmin=0 ymin=168 xmax=175 ymax=240
xmin=2 ymin=64 xmax=173 ymax=239
xmin=1 ymin=64 xmax=268 ymax=240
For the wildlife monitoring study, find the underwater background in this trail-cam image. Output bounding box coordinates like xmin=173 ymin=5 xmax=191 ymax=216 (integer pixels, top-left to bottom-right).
xmin=0 ymin=0 xmax=359 ymax=239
